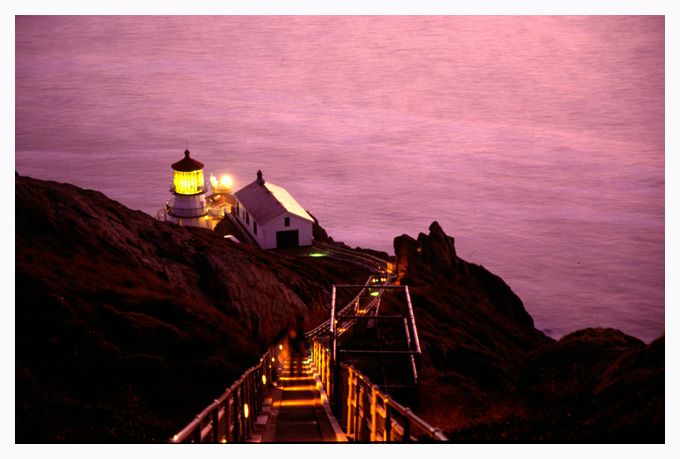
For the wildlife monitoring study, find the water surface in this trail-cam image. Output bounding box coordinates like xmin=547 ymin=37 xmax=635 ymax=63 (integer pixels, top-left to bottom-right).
xmin=15 ymin=16 xmax=665 ymax=342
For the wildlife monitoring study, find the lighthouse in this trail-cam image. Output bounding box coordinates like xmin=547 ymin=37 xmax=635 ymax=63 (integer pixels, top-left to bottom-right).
xmin=165 ymin=149 xmax=211 ymax=229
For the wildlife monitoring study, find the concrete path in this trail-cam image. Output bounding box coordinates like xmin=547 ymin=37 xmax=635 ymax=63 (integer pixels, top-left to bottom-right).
xmin=250 ymin=355 xmax=347 ymax=443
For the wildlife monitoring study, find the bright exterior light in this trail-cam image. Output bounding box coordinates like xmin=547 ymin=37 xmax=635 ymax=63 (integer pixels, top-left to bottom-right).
xmin=262 ymin=375 xmax=267 ymax=385
xmin=210 ymin=173 xmax=232 ymax=190
xmin=309 ymin=253 xmax=326 ymax=257
xmin=272 ymin=357 xmax=275 ymax=362
xmin=220 ymin=175 xmax=232 ymax=187
xmin=221 ymin=439 xmax=227 ymax=444
xmin=244 ymin=404 xmax=249 ymax=419
xmin=173 ymin=435 xmax=179 ymax=442
xmin=371 ymin=292 xmax=380 ymax=296
xmin=279 ymin=344 xmax=283 ymax=350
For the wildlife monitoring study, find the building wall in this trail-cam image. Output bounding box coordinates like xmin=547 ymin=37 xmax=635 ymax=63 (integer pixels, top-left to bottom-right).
xmin=234 ymin=197 xmax=313 ymax=249
xmin=234 ymin=197 xmax=265 ymax=247
xmin=262 ymin=214 xmax=313 ymax=249
xmin=169 ymin=194 xmax=207 ymax=218
xmin=166 ymin=212 xmax=211 ymax=229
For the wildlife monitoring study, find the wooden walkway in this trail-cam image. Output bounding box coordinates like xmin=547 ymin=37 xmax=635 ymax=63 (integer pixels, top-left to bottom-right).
xmin=249 ymin=354 xmax=347 ymax=443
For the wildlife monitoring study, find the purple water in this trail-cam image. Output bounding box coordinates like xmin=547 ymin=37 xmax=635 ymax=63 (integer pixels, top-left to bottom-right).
xmin=15 ymin=16 xmax=665 ymax=343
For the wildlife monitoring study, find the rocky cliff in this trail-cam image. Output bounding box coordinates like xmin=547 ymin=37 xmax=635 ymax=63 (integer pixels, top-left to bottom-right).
xmin=15 ymin=174 xmax=369 ymax=442
xmin=15 ymin=175 xmax=664 ymax=443
xmin=393 ymin=222 xmax=664 ymax=442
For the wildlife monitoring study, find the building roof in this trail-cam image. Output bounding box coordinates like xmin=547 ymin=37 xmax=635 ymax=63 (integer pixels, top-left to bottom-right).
xmin=172 ymin=150 xmax=204 ymax=172
xmin=234 ymin=171 xmax=314 ymax=226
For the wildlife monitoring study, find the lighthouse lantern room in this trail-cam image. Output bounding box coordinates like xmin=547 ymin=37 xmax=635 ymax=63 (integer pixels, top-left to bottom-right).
xmin=165 ymin=149 xmax=211 ymax=229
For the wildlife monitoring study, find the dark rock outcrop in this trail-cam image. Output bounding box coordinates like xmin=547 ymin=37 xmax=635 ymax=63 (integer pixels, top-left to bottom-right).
xmin=393 ymin=222 xmax=663 ymax=442
xmin=394 ymin=222 xmax=550 ymax=399
xmin=15 ymin=176 xmax=663 ymax=443
xmin=15 ymin=175 xmax=369 ymax=442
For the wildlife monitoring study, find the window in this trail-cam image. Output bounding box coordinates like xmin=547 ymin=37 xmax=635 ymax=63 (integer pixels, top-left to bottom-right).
xmin=254 ymin=221 xmax=257 ymax=235
xmin=284 ymin=217 xmax=290 ymax=227
xmin=246 ymin=212 xmax=249 ymax=225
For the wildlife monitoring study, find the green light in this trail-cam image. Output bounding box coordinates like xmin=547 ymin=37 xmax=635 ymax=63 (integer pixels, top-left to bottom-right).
xmin=309 ymin=253 xmax=327 ymax=257
xmin=370 ymin=292 xmax=380 ymax=297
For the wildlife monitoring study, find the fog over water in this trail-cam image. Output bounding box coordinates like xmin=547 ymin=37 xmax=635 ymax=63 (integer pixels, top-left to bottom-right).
xmin=15 ymin=16 xmax=665 ymax=342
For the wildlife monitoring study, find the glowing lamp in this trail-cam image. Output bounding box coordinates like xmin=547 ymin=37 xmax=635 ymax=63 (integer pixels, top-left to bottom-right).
xmin=172 ymin=150 xmax=205 ymax=195
xmin=279 ymin=344 xmax=283 ymax=350
xmin=220 ymin=175 xmax=232 ymax=188
xmin=262 ymin=375 xmax=267 ymax=385
xmin=244 ymin=404 xmax=249 ymax=419
xmin=210 ymin=173 xmax=233 ymax=192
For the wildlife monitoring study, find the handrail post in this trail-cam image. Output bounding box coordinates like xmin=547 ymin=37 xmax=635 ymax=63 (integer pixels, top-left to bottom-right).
xmin=193 ymin=416 xmax=201 ymax=443
xmin=385 ymin=402 xmax=392 ymax=443
xmin=346 ymin=367 xmax=354 ymax=439
xmin=211 ymin=400 xmax=220 ymax=443
xmin=330 ymin=285 xmax=337 ymax=363
xmin=403 ymin=409 xmax=412 ymax=442
xmin=246 ymin=374 xmax=253 ymax=438
xmin=370 ymin=386 xmax=377 ymax=442
xmin=225 ymin=396 xmax=232 ymax=443
xmin=234 ymin=389 xmax=241 ymax=442
xmin=356 ymin=377 xmax=363 ymax=441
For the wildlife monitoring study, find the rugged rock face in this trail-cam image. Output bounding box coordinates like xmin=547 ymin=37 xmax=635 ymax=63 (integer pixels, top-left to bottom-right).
xmin=516 ymin=328 xmax=664 ymax=442
xmin=15 ymin=174 xmax=368 ymax=442
xmin=393 ymin=222 xmax=664 ymax=442
xmin=394 ymin=222 xmax=551 ymax=400
xmin=15 ymin=176 xmax=664 ymax=443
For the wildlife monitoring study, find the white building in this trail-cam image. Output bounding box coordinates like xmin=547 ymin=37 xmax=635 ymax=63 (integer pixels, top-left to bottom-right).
xmin=233 ymin=171 xmax=314 ymax=249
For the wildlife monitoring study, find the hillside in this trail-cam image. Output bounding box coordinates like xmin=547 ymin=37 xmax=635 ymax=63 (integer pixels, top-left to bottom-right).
xmin=15 ymin=174 xmax=369 ymax=442
xmin=15 ymin=175 xmax=664 ymax=443
xmin=394 ymin=222 xmax=664 ymax=442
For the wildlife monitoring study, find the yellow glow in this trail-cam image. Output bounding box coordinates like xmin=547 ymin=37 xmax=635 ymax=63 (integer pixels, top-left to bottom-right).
xmin=220 ymin=175 xmax=232 ymax=187
xmin=279 ymin=344 xmax=283 ymax=350
xmin=272 ymin=357 xmax=275 ymax=362
xmin=283 ymin=384 xmax=316 ymax=391
xmin=174 ymin=169 xmax=204 ymax=195
xmin=278 ymin=376 xmax=309 ymax=381
xmin=210 ymin=174 xmax=232 ymax=191
xmin=221 ymin=439 xmax=227 ymax=444
xmin=173 ymin=435 xmax=179 ymax=442
xmin=262 ymin=375 xmax=267 ymax=385
xmin=244 ymin=404 xmax=249 ymax=419
xmin=279 ymin=399 xmax=318 ymax=407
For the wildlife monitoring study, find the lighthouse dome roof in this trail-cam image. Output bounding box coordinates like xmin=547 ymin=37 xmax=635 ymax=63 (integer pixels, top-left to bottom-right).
xmin=172 ymin=149 xmax=204 ymax=172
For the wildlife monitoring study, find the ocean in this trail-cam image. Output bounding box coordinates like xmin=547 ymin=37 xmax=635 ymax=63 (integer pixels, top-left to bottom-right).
xmin=14 ymin=15 xmax=665 ymax=343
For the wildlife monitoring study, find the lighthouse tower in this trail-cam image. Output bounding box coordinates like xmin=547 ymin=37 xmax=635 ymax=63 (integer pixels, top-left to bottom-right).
xmin=165 ymin=149 xmax=210 ymax=229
